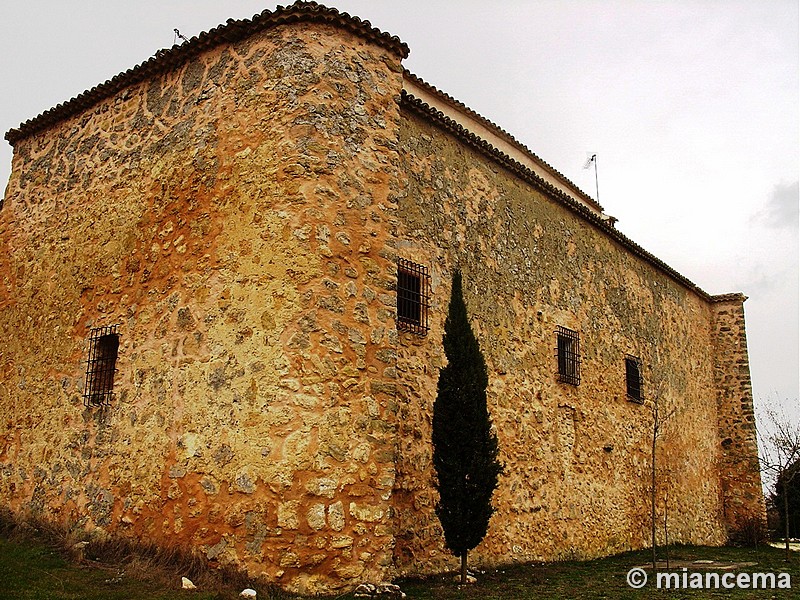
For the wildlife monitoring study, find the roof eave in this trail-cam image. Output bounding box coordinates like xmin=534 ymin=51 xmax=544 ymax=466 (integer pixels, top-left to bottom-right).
xmin=400 ymin=91 xmax=714 ymax=303
xmin=402 ymin=70 xmax=604 ymax=214
xmin=4 ymin=1 xmax=409 ymax=146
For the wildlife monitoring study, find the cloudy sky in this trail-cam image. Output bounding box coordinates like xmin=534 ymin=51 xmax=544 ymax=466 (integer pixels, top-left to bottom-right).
xmin=1 ymin=1 xmax=797 ymax=412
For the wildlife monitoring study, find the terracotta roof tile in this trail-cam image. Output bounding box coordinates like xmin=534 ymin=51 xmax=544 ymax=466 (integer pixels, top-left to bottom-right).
xmin=4 ymin=1 xmax=409 ymax=145
xmin=403 ymin=70 xmax=603 ymax=213
xmin=401 ymin=91 xmax=712 ymax=302
xmin=0 ymin=3 xmax=731 ymax=305
xmin=710 ymin=293 xmax=748 ymax=303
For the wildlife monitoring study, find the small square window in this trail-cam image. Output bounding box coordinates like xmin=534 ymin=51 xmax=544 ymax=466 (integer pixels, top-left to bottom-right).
xmin=397 ymin=258 xmax=430 ymax=336
xmin=83 ymin=325 xmax=120 ymax=407
xmin=625 ymin=355 xmax=643 ymax=403
xmin=556 ymin=326 xmax=580 ymax=385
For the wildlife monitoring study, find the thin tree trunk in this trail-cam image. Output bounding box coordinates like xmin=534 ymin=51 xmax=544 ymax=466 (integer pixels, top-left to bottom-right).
xmin=651 ymin=421 xmax=657 ymax=570
xmin=785 ymin=486 xmax=791 ymax=562
xmin=460 ymin=552 xmax=468 ymax=585
xmin=663 ymin=490 xmax=669 ymax=569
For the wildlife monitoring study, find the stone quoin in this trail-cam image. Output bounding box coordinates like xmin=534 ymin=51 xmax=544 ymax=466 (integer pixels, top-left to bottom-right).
xmin=0 ymin=1 xmax=763 ymax=595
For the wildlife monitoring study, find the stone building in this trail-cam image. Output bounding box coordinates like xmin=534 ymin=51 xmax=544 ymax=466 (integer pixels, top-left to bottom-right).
xmin=0 ymin=1 xmax=763 ymax=594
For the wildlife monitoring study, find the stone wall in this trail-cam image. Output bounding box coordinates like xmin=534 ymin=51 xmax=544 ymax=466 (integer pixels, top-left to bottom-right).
xmin=712 ymin=295 xmax=764 ymax=534
xmin=0 ymin=6 xmax=764 ymax=593
xmin=0 ymin=20 xmax=404 ymax=595
xmin=391 ymin=106 xmax=736 ymax=575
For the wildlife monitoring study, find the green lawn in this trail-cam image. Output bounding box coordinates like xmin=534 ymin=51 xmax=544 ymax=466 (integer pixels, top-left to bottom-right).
xmin=392 ymin=545 xmax=799 ymax=599
xmin=0 ymin=533 xmax=797 ymax=599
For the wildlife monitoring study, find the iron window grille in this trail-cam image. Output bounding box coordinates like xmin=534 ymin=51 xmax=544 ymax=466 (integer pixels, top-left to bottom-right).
xmin=625 ymin=355 xmax=644 ymax=403
xmin=83 ymin=325 xmax=120 ymax=407
xmin=396 ymin=258 xmax=430 ymax=336
xmin=556 ymin=326 xmax=581 ymax=385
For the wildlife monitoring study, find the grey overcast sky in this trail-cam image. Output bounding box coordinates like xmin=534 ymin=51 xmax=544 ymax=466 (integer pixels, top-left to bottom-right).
xmin=1 ymin=1 xmax=797 ymax=411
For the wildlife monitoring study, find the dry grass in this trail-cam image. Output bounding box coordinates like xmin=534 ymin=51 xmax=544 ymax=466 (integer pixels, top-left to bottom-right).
xmin=3 ymin=509 xmax=798 ymax=600
xmin=0 ymin=508 xmax=288 ymax=599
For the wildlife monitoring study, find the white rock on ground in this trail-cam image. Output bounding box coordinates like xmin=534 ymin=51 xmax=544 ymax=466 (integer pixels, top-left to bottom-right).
xmin=240 ymin=589 xmax=257 ymax=598
xmin=181 ymin=576 xmax=196 ymax=590
xmin=353 ymin=582 xmax=406 ymax=598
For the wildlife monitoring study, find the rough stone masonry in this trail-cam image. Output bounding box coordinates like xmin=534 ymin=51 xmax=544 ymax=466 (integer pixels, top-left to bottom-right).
xmin=0 ymin=2 xmax=763 ymax=595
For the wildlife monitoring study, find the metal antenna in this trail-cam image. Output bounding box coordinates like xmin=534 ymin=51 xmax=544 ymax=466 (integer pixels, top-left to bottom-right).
xmin=583 ymin=153 xmax=600 ymax=205
xmin=174 ymin=29 xmax=189 ymax=45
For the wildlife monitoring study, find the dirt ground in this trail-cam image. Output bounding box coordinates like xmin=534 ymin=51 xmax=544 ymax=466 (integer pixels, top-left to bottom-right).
xmin=768 ymin=542 xmax=800 ymax=552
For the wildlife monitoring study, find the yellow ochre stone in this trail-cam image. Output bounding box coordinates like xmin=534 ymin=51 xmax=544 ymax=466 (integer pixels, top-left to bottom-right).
xmin=0 ymin=7 xmax=762 ymax=597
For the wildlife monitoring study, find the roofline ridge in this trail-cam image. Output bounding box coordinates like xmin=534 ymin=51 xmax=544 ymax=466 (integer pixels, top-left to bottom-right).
xmin=401 ymin=91 xmax=711 ymax=302
xmin=403 ymin=69 xmax=603 ymax=213
xmin=5 ymin=2 xmax=408 ymax=145
xmin=710 ymin=293 xmax=748 ymax=303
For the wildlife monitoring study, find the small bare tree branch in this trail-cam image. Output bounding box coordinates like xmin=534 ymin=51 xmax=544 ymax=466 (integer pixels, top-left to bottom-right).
xmin=756 ymin=397 xmax=800 ymax=561
xmin=648 ymin=379 xmax=680 ymax=570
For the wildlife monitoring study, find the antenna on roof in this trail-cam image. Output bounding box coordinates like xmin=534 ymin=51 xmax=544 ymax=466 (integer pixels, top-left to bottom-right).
xmin=174 ymin=29 xmax=189 ymax=45
xmin=582 ymin=153 xmax=600 ymax=205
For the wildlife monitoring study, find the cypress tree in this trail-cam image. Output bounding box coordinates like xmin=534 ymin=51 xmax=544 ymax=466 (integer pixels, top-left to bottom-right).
xmin=432 ymin=270 xmax=503 ymax=585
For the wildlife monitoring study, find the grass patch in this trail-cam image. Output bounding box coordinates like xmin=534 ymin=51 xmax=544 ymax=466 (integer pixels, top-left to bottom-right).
xmin=1 ymin=511 xmax=797 ymax=599
xmin=0 ymin=510 xmax=293 ymax=600
xmin=389 ymin=546 xmax=799 ymax=599
xmin=0 ymin=534 xmax=220 ymax=600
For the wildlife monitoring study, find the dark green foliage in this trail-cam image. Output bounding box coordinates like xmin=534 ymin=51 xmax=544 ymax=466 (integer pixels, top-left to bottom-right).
xmin=432 ymin=270 xmax=503 ymax=560
xmin=773 ymin=457 xmax=800 ymax=538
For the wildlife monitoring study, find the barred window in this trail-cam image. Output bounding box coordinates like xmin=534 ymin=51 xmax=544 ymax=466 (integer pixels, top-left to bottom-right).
xmin=556 ymin=326 xmax=580 ymax=385
xmin=83 ymin=325 xmax=120 ymax=407
xmin=397 ymin=258 xmax=430 ymax=336
xmin=625 ymin=355 xmax=643 ymax=403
